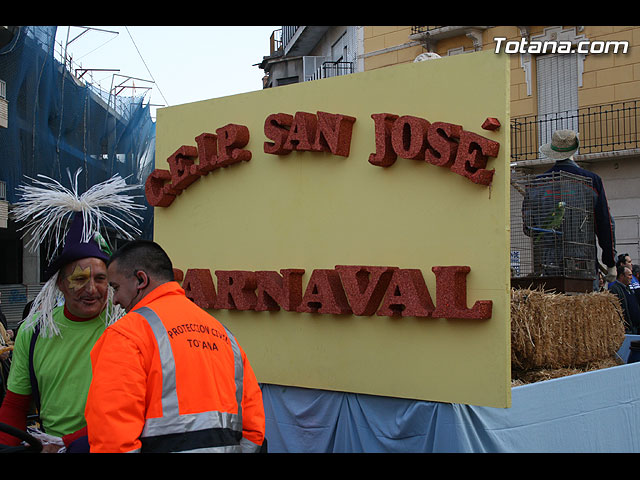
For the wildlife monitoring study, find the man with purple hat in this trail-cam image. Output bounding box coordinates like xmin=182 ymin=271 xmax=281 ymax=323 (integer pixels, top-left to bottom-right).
xmin=0 ymin=171 xmax=143 ymax=452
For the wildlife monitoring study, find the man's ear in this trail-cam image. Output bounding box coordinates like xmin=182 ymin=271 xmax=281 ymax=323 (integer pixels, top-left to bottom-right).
xmin=136 ymin=270 xmax=150 ymax=289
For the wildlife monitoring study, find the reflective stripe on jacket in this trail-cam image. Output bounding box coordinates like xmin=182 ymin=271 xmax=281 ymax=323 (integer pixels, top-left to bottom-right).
xmin=85 ymin=282 xmax=265 ymax=453
xmin=136 ymin=306 xmax=244 ymax=453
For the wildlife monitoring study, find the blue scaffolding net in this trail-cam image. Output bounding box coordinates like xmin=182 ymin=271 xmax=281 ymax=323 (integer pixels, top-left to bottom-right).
xmin=0 ymin=26 xmax=155 ymax=239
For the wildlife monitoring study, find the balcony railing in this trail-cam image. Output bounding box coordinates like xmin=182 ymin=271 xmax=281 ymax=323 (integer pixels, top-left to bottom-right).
xmin=411 ymin=26 xmax=446 ymax=35
xmin=270 ymin=29 xmax=283 ymax=55
xmin=306 ymin=61 xmax=354 ymax=82
xmin=268 ymin=27 xmax=301 ymax=55
xmin=511 ymin=100 xmax=640 ymax=162
xmin=281 ymin=26 xmax=300 ymax=51
xmin=321 ymin=61 xmax=353 ymax=79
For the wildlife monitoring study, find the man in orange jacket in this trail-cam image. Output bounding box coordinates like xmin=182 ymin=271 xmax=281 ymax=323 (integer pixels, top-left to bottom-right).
xmin=85 ymin=240 xmax=265 ymax=453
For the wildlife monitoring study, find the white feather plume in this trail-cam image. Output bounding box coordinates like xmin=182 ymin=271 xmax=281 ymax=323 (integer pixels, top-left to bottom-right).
xmin=14 ymin=168 xmax=145 ymax=254
xmin=21 ymin=273 xmax=63 ymax=337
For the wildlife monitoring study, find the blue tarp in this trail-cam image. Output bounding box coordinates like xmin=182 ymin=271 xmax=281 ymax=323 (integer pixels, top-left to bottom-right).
xmin=261 ymin=335 xmax=640 ymax=452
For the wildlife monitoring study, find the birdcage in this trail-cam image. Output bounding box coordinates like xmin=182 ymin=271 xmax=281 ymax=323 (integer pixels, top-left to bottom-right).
xmin=510 ymin=170 xmax=597 ymax=293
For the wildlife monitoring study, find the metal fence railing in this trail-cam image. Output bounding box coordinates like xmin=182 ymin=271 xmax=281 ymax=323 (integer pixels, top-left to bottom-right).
xmin=306 ymin=61 xmax=354 ymax=82
xmin=281 ymin=26 xmax=300 ymax=51
xmin=511 ymin=100 xmax=640 ymax=162
xmin=320 ymin=61 xmax=353 ymax=79
xmin=270 ymin=29 xmax=283 ymax=55
xmin=411 ymin=26 xmax=446 ymax=35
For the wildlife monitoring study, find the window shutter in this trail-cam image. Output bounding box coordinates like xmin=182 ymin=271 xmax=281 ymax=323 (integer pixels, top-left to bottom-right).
xmin=536 ymin=53 xmax=579 ymax=150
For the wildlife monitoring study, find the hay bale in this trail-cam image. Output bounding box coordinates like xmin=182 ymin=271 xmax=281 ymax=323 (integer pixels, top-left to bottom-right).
xmin=511 ymin=287 xmax=626 ymax=371
xmin=511 ymin=357 xmax=622 ymax=386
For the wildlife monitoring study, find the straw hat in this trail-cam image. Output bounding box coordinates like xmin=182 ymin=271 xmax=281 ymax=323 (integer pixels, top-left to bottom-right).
xmin=539 ymin=129 xmax=580 ymax=160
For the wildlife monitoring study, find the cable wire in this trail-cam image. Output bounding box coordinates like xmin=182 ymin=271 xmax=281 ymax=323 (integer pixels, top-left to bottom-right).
xmin=124 ymin=26 xmax=169 ymax=107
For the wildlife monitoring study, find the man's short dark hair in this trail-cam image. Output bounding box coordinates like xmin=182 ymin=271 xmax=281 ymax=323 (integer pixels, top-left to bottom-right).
xmin=617 ymin=264 xmax=629 ymax=279
xmin=617 ymin=253 xmax=630 ymax=267
xmin=108 ymin=240 xmax=174 ymax=282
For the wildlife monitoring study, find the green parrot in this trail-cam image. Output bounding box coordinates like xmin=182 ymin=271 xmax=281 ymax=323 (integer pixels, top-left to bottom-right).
xmin=535 ymin=201 xmax=566 ymax=242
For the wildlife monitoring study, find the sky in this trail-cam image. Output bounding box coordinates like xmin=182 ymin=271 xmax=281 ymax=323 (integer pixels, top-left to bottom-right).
xmin=54 ymin=26 xmax=280 ymax=120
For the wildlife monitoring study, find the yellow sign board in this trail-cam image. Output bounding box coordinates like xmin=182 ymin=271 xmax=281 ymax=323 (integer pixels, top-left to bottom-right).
xmin=152 ymin=50 xmax=511 ymax=407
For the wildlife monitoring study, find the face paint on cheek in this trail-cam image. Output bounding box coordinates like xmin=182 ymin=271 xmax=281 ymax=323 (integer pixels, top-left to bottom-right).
xmin=67 ymin=265 xmax=91 ymax=291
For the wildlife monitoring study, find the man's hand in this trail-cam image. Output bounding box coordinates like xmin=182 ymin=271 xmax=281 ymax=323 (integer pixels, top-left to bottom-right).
xmin=41 ymin=442 xmax=64 ymax=453
xmin=26 ymin=427 xmax=64 ymax=453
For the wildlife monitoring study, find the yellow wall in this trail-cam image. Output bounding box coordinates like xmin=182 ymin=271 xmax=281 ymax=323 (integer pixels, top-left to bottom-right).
xmin=364 ymin=26 xmax=640 ymax=118
xmin=153 ymin=50 xmax=511 ymax=407
xmin=363 ymin=26 xmax=422 ymax=70
xmin=580 ymin=26 xmax=640 ymax=106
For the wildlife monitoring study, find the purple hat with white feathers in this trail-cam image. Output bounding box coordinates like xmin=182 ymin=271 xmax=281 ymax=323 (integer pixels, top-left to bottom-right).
xmin=44 ymin=212 xmax=111 ymax=280
xmin=12 ymin=169 xmax=145 ymax=337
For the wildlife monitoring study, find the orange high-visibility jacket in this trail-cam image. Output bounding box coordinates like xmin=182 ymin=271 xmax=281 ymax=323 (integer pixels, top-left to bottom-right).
xmin=85 ymin=282 xmax=265 ymax=453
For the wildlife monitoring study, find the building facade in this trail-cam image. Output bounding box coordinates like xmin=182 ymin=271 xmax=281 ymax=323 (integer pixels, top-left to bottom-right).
xmin=259 ymin=25 xmax=640 ymax=264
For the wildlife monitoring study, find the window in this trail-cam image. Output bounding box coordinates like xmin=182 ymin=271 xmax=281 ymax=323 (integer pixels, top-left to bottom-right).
xmin=536 ymin=53 xmax=579 ymax=150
